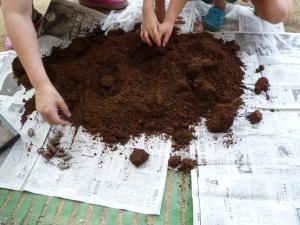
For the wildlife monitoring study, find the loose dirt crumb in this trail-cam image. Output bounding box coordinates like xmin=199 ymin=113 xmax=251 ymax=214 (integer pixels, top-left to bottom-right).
xmin=129 ymin=148 xmax=150 ymax=167
xmin=255 ymin=77 xmax=270 ymax=94
xmin=169 ymin=156 xmax=198 ymax=173
xmin=27 ymin=128 xmax=35 ymax=137
xmin=178 ymin=158 xmax=198 ymax=173
xmin=255 ymin=65 xmax=265 ymax=73
xmin=37 ymin=130 xmax=67 ymax=160
xmin=168 ymin=156 xmax=182 ymax=168
xmin=58 ymin=162 xmax=71 ymax=170
xmin=62 ymin=155 xmax=72 ymax=162
xmin=247 ymin=110 xmax=263 ymax=124
xmin=222 ymin=132 xmax=236 ymax=148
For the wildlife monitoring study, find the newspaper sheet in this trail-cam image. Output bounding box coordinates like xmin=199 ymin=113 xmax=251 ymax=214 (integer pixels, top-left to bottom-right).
xmin=0 ymin=0 xmax=171 ymax=215
xmin=190 ymin=2 xmax=300 ymax=225
xmin=25 ymin=127 xmax=171 ymax=214
xmin=0 ymin=0 xmax=300 ymax=219
xmin=102 ymin=0 xmax=197 ymax=33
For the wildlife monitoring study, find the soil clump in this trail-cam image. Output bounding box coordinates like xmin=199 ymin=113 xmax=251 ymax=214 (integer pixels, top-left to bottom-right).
xmin=255 ymin=77 xmax=269 ymax=94
xmin=129 ymin=148 xmax=150 ymax=167
xmin=168 ymin=156 xmax=198 ymax=173
xmin=247 ymin=110 xmax=263 ymax=124
xmin=255 ymin=65 xmax=265 ymax=73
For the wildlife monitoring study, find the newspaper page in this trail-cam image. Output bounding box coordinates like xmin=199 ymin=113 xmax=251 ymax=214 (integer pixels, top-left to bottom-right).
xmin=192 ymin=1 xmax=285 ymax=34
xmin=102 ymin=0 xmax=197 ymax=34
xmin=190 ymin=2 xmax=300 ymax=224
xmin=1 ymin=0 xmax=299 ymax=218
xmin=38 ymin=0 xmax=107 ymax=42
xmin=0 ymin=0 xmax=173 ymax=214
xmin=0 ymin=51 xmax=51 ymax=190
xmin=24 ymin=126 xmax=171 ymax=214
xmin=37 ymin=0 xmax=107 ymax=55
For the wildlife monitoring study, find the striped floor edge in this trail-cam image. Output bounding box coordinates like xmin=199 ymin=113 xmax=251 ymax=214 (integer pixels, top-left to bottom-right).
xmin=0 ymin=170 xmax=193 ymax=225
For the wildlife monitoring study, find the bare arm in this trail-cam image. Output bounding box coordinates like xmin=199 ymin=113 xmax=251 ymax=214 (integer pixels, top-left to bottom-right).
xmin=159 ymin=0 xmax=187 ymax=46
xmin=142 ymin=0 xmax=154 ymax=13
xmin=2 ymin=0 xmax=50 ymax=89
xmin=2 ymin=0 xmax=71 ymax=125
xmin=164 ymin=0 xmax=187 ymax=24
xmin=141 ymin=0 xmax=161 ymax=46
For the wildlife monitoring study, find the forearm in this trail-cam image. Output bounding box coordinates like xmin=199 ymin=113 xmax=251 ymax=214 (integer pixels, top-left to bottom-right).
xmin=4 ymin=13 xmax=51 ymax=90
xmin=165 ymin=0 xmax=187 ymax=24
xmin=143 ymin=0 xmax=154 ymax=13
xmin=143 ymin=0 xmax=165 ymax=12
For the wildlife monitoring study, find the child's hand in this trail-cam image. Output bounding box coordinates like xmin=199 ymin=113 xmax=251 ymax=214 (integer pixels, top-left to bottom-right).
xmin=158 ymin=19 xmax=174 ymax=47
xmin=175 ymin=15 xmax=185 ymax=25
xmin=140 ymin=9 xmax=161 ymax=47
xmin=35 ymin=84 xmax=71 ymax=125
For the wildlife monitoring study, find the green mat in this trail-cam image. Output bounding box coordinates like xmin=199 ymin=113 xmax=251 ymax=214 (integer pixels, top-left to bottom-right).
xmin=0 ymin=171 xmax=193 ymax=225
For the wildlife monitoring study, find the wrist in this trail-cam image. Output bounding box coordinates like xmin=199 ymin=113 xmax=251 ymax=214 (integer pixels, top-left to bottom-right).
xmin=27 ymin=68 xmax=52 ymax=92
xmin=164 ymin=15 xmax=176 ymax=25
xmin=143 ymin=7 xmax=154 ymax=17
xmin=34 ymin=80 xmax=53 ymax=92
xmin=142 ymin=0 xmax=154 ymax=13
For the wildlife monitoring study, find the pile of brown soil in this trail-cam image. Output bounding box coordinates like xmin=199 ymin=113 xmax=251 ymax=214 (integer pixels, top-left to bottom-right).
xmin=13 ymin=28 xmax=244 ymax=149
